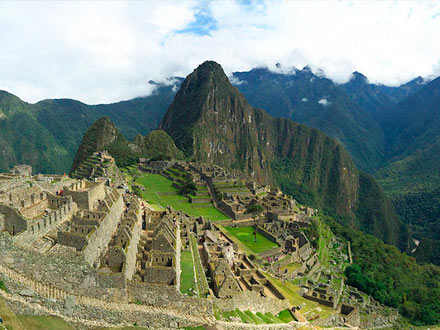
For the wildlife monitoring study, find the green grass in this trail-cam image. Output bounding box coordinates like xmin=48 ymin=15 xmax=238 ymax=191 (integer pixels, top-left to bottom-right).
xmin=190 ymin=234 xmax=209 ymax=297
xmin=0 ymin=297 xmax=26 ymax=330
xmin=264 ymin=312 xmax=282 ymax=323
xmin=224 ymin=226 xmax=279 ymax=253
xmin=277 ymin=309 xmax=295 ymax=323
xmin=0 ymin=280 xmax=8 ymax=293
xmin=314 ymin=217 xmax=332 ymax=267
xmin=280 ymin=263 xmax=301 ymax=273
xmin=134 ymin=173 xmax=229 ymax=221
xmin=222 ymin=310 xmax=239 ymax=320
xmin=180 ymin=250 xmax=196 ymax=295
xmin=244 ymin=311 xmax=265 ymax=324
xmin=235 ymin=309 xmax=254 ymax=323
xmin=18 ymin=315 xmax=76 ymax=330
xmin=255 ymin=312 xmax=274 ymax=324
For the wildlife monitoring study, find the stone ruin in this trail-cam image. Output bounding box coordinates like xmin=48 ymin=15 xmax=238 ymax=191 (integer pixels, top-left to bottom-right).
xmin=71 ymin=150 xmax=124 ymax=185
xmin=11 ymin=164 xmax=32 ymax=177
xmin=136 ymin=210 xmax=180 ymax=285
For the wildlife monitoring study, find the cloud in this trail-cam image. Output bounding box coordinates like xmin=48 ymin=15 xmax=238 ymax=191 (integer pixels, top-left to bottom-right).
xmin=0 ymin=1 xmax=439 ymax=104
xmin=318 ymin=98 xmax=331 ymax=107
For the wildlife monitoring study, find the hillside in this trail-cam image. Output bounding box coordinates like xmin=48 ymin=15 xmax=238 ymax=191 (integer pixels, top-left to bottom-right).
xmin=376 ymin=76 xmax=440 ymax=263
xmin=232 ymin=68 xmax=386 ymax=173
xmin=160 ymin=61 xmax=404 ymax=248
xmin=0 ymin=83 xmax=178 ymax=174
xmin=0 ymin=91 xmax=71 ymax=174
xmin=340 ymin=72 xmax=425 ymax=124
xmin=71 ymin=116 xmax=183 ymax=174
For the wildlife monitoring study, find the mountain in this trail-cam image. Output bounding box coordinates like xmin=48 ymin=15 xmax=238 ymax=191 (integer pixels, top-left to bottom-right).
xmin=0 ymin=82 xmax=179 ymax=174
xmin=231 ymin=67 xmax=386 ymax=173
xmin=160 ymin=61 xmax=404 ymax=247
xmin=70 ymin=117 xmax=139 ymax=173
xmin=133 ymin=130 xmax=185 ymax=161
xmin=0 ymin=91 xmax=71 ymax=174
xmin=71 ymin=116 xmax=184 ymax=174
xmin=376 ymin=76 xmax=440 ymax=263
xmin=341 ymin=72 xmax=426 ymax=125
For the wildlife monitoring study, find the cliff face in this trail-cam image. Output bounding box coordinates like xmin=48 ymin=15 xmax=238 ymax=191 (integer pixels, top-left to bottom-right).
xmin=160 ymin=61 xmax=403 ymax=246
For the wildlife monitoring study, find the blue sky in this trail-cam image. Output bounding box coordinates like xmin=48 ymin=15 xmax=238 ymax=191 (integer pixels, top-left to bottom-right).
xmin=0 ymin=0 xmax=439 ymax=104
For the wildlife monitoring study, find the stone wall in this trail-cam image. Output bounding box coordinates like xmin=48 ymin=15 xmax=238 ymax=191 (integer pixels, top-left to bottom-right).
xmin=13 ymin=196 xmax=76 ymax=248
xmin=63 ymin=180 xmax=106 ymax=211
xmin=19 ymin=198 xmax=49 ymax=219
xmin=0 ymin=204 xmax=27 ymax=235
xmin=0 ymin=263 xmax=214 ymax=328
xmin=123 ymin=206 xmax=142 ymax=280
xmin=215 ymin=291 xmax=289 ymax=314
xmin=127 ymin=281 xmax=213 ymax=316
xmin=83 ymin=193 xmax=123 ymax=267
xmin=0 ymin=213 xmax=4 ymax=231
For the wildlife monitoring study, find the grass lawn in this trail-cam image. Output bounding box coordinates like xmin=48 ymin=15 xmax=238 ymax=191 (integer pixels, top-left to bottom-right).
xmin=235 ymin=309 xmax=254 ymax=323
xmin=280 ymin=263 xmax=301 ymax=273
xmin=255 ymin=312 xmax=274 ymax=324
xmin=316 ymin=218 xmax=332 ymax=267
xmin=277 ymin=309 xmax=295 ymax=323
xmin=18 ymin=315 xmax=76 ymax=330
xmin=180 ymin=250 xmax=197 ymax=295
xmin=244 ymin=311 xmax=265 ymax=324
xmin=0 ymin=297 xmax=26 ymax=330
xmin=224 ymin=226 xmax=278 ymax=253
xmin=134 ymin=173 xmax=229 ymax=221
xmin=190 ymin=234 xmax=209 ymax=297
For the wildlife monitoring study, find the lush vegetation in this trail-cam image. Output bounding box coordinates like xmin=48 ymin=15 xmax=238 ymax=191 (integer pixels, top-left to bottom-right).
xmin=71 ymin=117 xmax=186 ymax=174
xmin=224 ymin=226 xmax=278 ymax=253
xmin=178 ymin=179 xmax=197 ymax=197
xmin=0 ymin=280 xmax=8 ymax=292
xmin=233 ymin=67 xmax=386 ymax=173
xmin=0 ymin=83 xmax=177 ymax=174
xmin=326 ymin=215 xmax=440 ymax=325
xmin=245 ymin=203 xmax=263 ymax=215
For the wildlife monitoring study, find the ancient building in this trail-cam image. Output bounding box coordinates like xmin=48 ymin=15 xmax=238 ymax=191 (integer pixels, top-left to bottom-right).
xmin=136 ymin=212 xmax=180 ymax=285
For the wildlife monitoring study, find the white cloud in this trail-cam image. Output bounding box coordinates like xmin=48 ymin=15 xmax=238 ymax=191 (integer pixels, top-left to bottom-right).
xmin=318 ymin=98 xmax=331 ymax=107
xmin=0 ymin=1 xmax=439 ymax=104
xmin=301 ymin=98 xmax=308 ymax=102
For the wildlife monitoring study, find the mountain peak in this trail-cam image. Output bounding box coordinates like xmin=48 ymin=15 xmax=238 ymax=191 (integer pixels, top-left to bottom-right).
xmin=70 ymin=116 xmax=120 ymax=174
xmin=350 ymin=71 xmax=368 ymax=83
xmin=159 ymin=61 xmax=247 ymax=158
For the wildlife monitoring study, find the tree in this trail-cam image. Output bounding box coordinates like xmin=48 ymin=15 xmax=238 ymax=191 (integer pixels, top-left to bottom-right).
xmin=246 ymin=204 xmax=264 ymax=242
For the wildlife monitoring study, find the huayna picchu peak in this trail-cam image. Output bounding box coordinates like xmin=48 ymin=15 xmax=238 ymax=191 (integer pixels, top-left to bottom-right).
xmin=160 ymin=61 xmax=403 ymax=249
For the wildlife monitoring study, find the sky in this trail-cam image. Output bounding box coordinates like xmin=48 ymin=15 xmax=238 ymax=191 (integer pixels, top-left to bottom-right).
xmin=1 ymin=0 xmax=440 ymax=104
